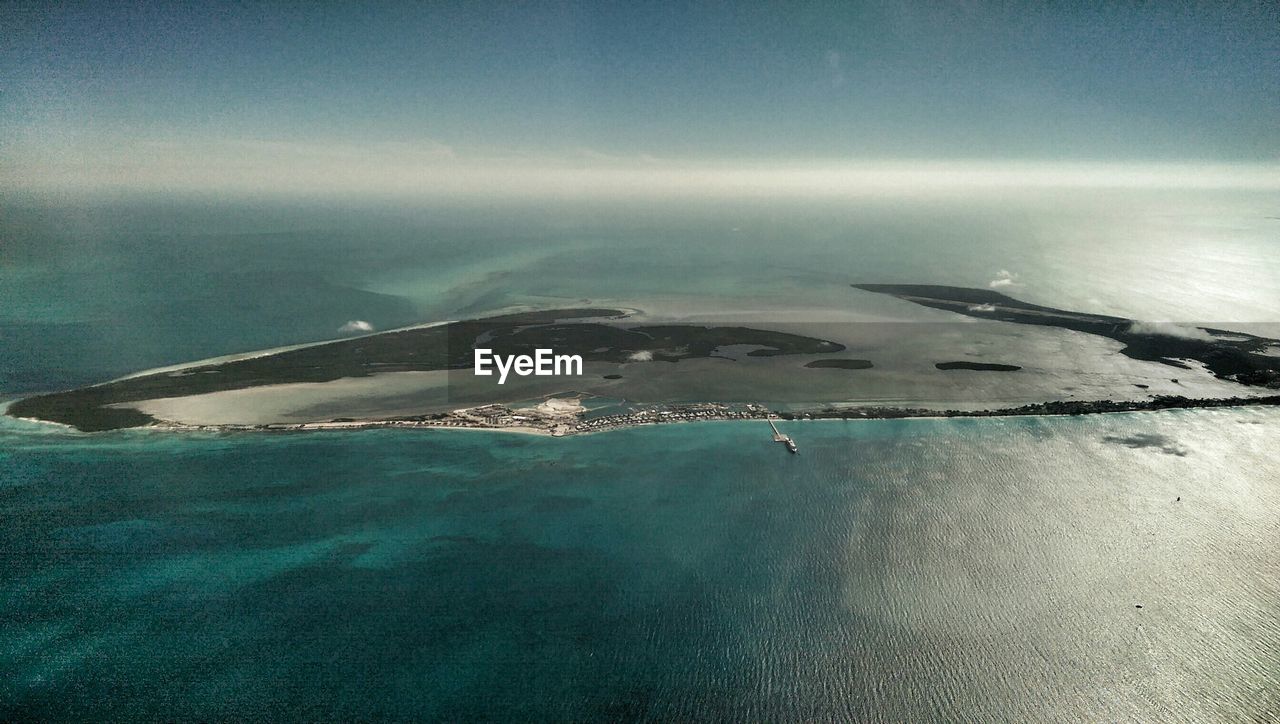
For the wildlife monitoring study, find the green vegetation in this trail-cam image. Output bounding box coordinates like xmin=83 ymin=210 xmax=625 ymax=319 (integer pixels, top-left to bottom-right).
xmin=805 ymin=359 xmax=874 ymax=370
xmin=855 ymin=284 xmax=1280 ymax=386
xmin=935 ymin=361 xmax=1021 ymax=371
xmin=8 ymin=308 xmax=846 ymax=431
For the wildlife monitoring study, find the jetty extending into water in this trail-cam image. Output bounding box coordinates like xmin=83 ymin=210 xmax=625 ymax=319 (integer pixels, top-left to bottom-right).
xmin=768 ymin=418 xmax=798 ymax=453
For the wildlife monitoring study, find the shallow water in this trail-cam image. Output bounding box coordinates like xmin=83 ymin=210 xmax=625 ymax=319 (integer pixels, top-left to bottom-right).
xmin=2 ymin=409 xmax=1277 ymax=719
xmin=4 ymin=193 xmax=1278 ymax=394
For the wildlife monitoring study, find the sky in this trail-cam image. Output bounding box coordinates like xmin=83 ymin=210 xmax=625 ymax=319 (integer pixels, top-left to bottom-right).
xmin=3 ymin=1 xmax=1278 ymax=198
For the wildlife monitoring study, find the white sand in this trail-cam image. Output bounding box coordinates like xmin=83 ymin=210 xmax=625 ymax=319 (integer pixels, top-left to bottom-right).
xmin=109 ymin=319 xmax=456 ymax=383
xmin=114 ymin=300 xmax=1267 ymax=429
xmin=128 ymin=371 xmax=451 ymax=426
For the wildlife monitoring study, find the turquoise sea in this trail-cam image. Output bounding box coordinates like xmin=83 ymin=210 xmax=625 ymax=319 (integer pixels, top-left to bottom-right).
xmin=2 ymin=195 xmax=1279 ymax=719
xmin=2 ymin=410 xmax=1278 ymax=719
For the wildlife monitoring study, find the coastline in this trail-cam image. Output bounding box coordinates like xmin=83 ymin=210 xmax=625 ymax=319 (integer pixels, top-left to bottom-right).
xmin=102 ymin=319 xmax=459 ymax=384
xmin=126 ymin=394 xmax=1280 ymax=438
xmin=9 ymin=286 xmax=1279 ymax=435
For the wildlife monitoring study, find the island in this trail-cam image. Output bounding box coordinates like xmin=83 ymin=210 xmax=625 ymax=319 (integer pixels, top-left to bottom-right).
xmin=6 ymin=308 xmax=846 ymax=431
xmin=935 ymin=361 xmax=1022 ymax=372
xmin=853 ymin=284 xmax=1280 ymax=387
xmin=8 ymin=286 xmax=1280 ymax=436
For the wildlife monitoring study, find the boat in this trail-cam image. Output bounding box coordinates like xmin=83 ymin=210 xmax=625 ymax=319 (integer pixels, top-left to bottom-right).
xmin=768 ymin=418 xmax=799 ymax=453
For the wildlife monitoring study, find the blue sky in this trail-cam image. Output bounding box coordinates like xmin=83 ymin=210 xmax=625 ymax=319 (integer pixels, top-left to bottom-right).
xmin=3 ymin=1 xmax=1278 ymax=196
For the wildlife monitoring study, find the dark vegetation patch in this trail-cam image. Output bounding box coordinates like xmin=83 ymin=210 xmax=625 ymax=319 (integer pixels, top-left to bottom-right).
xmin=935 ymin=361 xmax=1022 ymax=372
xmin=854 ymin=284 xmax=1280 ymax=387
xmin=1101 ymin=433 xmax=1189 ymax=456
xmin=8 ymin=308 xmax=845 ymax=431
xmin=805 ymin=359 xmax=874 ymax=370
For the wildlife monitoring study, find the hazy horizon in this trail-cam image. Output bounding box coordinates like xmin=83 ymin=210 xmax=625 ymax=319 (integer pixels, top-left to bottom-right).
xmin=4 ymin=2 xmax=1278 ymax=199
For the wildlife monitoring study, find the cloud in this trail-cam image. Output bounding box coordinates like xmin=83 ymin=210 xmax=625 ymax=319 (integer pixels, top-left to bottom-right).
xmin=967 ymin=303 xmax=997 ymax=312
xmin=988 ymin=270 xmax=1018 ymax=289
xmin=339 ymin=320 xmax=375 ymax=334
xmin=627 ymin=350 xmax=654 ymax=362
xmin=1127 ymin=321 xmax=1214 ymax=341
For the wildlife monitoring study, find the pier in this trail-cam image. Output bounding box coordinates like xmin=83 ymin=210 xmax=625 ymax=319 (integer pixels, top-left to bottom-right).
xmin=768 ymin=418 xmax=798 ymax=453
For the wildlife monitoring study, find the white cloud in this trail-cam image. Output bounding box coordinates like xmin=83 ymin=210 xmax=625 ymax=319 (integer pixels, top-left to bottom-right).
xmin=988 ymin=270 xmax=1018 ymax=289
xmin=1127 ymin=322 xmax=1214 ymax=341
xmin=627 ymin=350 xmax=654 ymax=362
xmin=967 ymin=303 xmax=997 ymax=312
xmin=339 ymin=320 xmax=375 ymax=334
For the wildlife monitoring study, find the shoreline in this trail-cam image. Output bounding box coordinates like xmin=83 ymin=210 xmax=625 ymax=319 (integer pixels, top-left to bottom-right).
xmin=117 ymin=394 xmax=1280 ymax=438
xmin=9 ymin=285 xmax=1279 ymax=434
xmin=101 ymin=319 xmax=459 ymax=385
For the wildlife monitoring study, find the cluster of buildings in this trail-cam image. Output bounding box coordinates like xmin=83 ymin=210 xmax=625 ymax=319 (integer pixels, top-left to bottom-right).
xmin=343 ymin=401 xmax=782 ymax=436
xmin=571 ymin=403 xmax=770 ymax=434
xmin=155 ymin=394 xmax=1280 ymax=438
xmin=455 ymin=404 xmax=533 ymax=427
xmin=177 ymin=401 xmax=786 ymax=437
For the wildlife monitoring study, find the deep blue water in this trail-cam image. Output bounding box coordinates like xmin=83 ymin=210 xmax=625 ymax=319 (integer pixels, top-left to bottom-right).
xmin=3 ymin=411 xmax=1278 ymax=720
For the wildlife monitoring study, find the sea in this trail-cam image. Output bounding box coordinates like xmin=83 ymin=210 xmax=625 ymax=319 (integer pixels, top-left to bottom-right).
xmin=2 ymin=191 xmax=1278 ymax=719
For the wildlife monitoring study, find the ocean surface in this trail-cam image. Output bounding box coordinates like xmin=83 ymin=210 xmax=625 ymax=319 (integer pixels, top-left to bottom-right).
xmin=2 ymin=410 xmax=1278 ymax=720
xmin=2 ymin=193 xmax=1279 ymax=719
